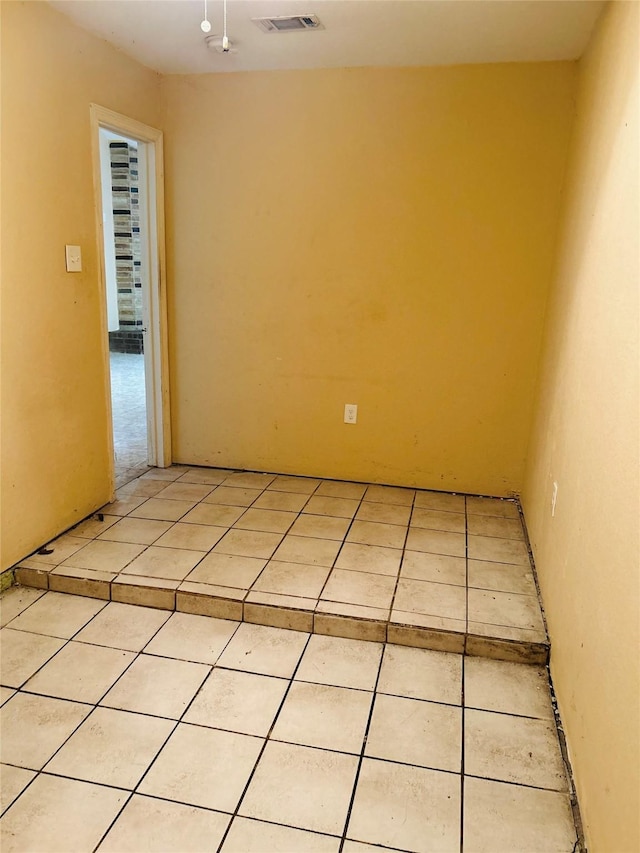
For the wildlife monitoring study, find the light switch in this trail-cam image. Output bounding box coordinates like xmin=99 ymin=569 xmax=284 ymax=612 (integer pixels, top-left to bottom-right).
xmin=65 ymin=245 xmax=82 ymax=272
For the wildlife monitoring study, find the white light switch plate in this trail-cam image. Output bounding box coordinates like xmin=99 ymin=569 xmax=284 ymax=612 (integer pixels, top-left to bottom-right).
xmin=65 ymin=245 xmax=82 ymax=272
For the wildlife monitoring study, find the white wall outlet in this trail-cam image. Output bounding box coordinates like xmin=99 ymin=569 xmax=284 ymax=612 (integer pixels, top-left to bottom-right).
xmin=65 ymin=245 xmax=82 ymax=272
xmin=551 ymin=481 xmax=558 ymax=517
xmin=344 ymin=404 xmax=358 ymax=424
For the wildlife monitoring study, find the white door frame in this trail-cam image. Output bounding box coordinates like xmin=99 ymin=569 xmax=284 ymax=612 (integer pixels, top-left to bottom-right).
xmin=90 ymin=104 xmax=171 ymax=490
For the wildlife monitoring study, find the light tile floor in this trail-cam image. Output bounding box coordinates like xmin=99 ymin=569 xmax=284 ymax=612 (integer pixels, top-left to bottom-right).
xmin=110 ymin=352 xmax=150 ymax=485
xmin=0 ymin=588 xmax=579 ymax=852
xmin=14 ymin=467 xmax=548 ymax=663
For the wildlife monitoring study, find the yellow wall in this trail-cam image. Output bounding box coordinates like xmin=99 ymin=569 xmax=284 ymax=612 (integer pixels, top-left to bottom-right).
xmin=522 ymin=4 xmax=639 ymax=851
xmin=0 ymin=1 xmax=161 ymax=570
xmin=162 ymin=63 xmax=575 ymax=495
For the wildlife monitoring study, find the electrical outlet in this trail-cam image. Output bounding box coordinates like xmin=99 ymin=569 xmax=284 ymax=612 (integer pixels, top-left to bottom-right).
xmin=65 ymin=245 xmax=82 ymax=272
xmin=551 ymin=481 xmax=558 ymax=517
xmin=344 ymin=404 xmax=358 ymax=424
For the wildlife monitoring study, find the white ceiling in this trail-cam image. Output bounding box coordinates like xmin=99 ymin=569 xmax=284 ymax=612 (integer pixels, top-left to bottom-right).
xmin=49 ymin=0 xmax=605 ymax=75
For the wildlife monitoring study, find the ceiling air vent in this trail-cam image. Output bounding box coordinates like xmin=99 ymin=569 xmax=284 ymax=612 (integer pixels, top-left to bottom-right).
xmin=252 ymin=14 xmax=323 ymax=33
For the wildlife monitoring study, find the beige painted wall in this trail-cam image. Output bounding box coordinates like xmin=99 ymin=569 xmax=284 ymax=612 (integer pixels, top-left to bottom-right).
xmin=162 ymin=62 xmax=576 ymax=495
xmin=0 ymin=1 xmax=161 ymax=570
xmin=522 ymin=3 xmax=639 ymax=851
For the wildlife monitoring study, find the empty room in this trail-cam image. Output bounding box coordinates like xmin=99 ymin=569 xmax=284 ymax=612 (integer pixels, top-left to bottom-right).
xmin=1 ymin=1 xmax=638 ymax=851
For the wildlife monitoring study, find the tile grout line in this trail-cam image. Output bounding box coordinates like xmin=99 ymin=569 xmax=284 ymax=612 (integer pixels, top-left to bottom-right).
xmin=212 ymin=630 xmax=316 ymax=853
xmin=337 ymin=638 xmax=387 ymax=851
xmin=386 ymin=489 xmax=417 ymax=636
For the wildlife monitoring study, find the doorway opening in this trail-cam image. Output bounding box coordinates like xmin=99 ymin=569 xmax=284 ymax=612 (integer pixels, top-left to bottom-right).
xmin=91 ymin=105 xmax=171 ymax=493
xmin=100 ymin=130 xmax=149 ymax=482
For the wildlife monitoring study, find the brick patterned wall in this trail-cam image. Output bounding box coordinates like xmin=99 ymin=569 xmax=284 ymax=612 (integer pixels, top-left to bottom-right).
xmin=109 ymin=141 xmax=144 ymax=354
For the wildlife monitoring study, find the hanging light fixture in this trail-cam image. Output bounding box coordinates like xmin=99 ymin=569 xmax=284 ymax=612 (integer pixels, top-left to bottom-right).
xmin=201 ymin=0 xmax=234 ymax=53
xmin=221 ymin=0 xmax=229 ymax=51
xmin=200 ymin=0 xmax=211 ymax=33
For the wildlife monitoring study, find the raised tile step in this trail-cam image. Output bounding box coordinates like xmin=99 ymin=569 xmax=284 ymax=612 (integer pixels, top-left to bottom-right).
xmin=12 ymin=467 xmax=549 ymax=665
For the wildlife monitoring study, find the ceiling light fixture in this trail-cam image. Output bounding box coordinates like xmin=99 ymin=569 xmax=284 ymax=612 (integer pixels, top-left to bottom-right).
xmin=200 ymin=0 xmax=211 ymax=33
xmin=221 ymin=0 xmax=230 ymax=52
xmin=201 ymin=0 xmax=233 ymax=53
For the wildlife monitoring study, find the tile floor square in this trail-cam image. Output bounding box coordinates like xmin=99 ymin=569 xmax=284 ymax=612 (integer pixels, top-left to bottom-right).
xmin=74 ymin=601 xmax=171 ymax=651
xmin=335 ymin=543 xmax=402 ymax=576
xmin=303 ymin=495 xmax=360 ymax=518
xmin=121 ymin=546 xmax=205 ymax=582
xmin=295 ymin=634 xmax=383 ymax=691
xmin=0 ymin=629 xmax=66 ymax=688
xmin=394 ymin=578 xmax=466 ymax=621
xmin=1 ymin=692 xmax=91 ymax=769
xmin=98 ymin=795 xmax=230 ymax=853
xmin=152 ymin=522 xmax=227 ymax=551
xmin=410 ymin=507 xmax=466 ymax=533
xmin=0 ymin=775 xmax=127 ymax=853
xmin=101 ymin=653 xmax=210 ymax=718
xmin=272 ymin=535 xmax=342 ymax=567
xmin=414 ymin=491 xmax=465 ymax=512
xmin=5 ymin=592 xmax=105 ymax=639
xmin=184 ymin=668 xmax=288 ymax=735
xmin=27 ymin=534 xmax=87 ymax=566
xmin=181 ymin=502 xmax=244 ymax=526
xmin=98 ymin=517 xmax=173 ymax=546
xmin=239 ymin=740 xmax=359 ymax=835
xmin=347 ymin=758 xmax=460 ymax=853
xmin=364 ymin=485 xmax=414 ymax=506
xmin=468 ymin=588 xmax=545 ymax=631
xmin=355 ymin=502 xmax=412 ymax=526
xmin=154 ymin=482 xmax=215 ymax=502
xmin=252 ymin=561 xmax=330 ymax=598
xmin=321 ymin=569 xmax=395 ymax=610
xmin=464 ymin=658 xmax=553 ymax=719
xmin=405 ymin=528 xmax=466 ymax=557
xmin=24 ymin=641 xmax=135 ymax=703
xmin=268 ymin=475 xmax=319 ymax=494
xmin=186 ymin=552 xmax=266 ymax=588
xmin=467 ymin=514 xmax=525 ymax=540
xmin=177 ymin=468 xmax=230 ymax=485
xmin=377 ymin=644 xmax=462 ymax=705
xmin=0 ymin=587 xmax=45 ymax=627
xmin=213 ymin=529 xmax=283 ymax=559
xmin=346 ymin=520 xmax=407 ymax=549
xmin=366 ymin=693 xmax=462 ymax=772
xmin=62 ymin=540 xmax=145 ymax=573
xmin=400 ymin=551 xmax=466 ymax=585
xmin=217 ymin=622 xmax=308 ymax=677
xmin=272 ymin=681 xmax=372 ymax=753
xmin=289 ymin=514 xmax=351 ymax=541
xmin=465 ymin=708 xmax=569 ymax=791
xmin=316 ymin=481 xmax=367 ymax=499
xmin=0 ymin=765 xmax=36 ymax=816
xmin=144 ymin=612 xmax=239 ymax=664
xmin=466 ymin=497 xmax=520 ymax=518
xmin=234 ymin=508 xmax=297 ymax=534
xmin=139 ymin=723 xmax=263 ymax=811
xmin=468 ymin=559 xmax=537 ymax=595
xmin=44 ymin=706 xmax=174 ymax=788
xmin=129 ymin=498 xmax=197 ymax=522
xmin=70 ymin=514 xmax=120 ymax=539
xmin=253 ymin=490 xmax=311 ymax=512
xmin=468 ymin=534 xmax=530 ymax=565
xmin=463 ymin=776 xmax=577 ymax=853
xmin=224 ymin=472 xmax=275 ymax=489
xmin=202 ymin=486 xmax=263 ymax=507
